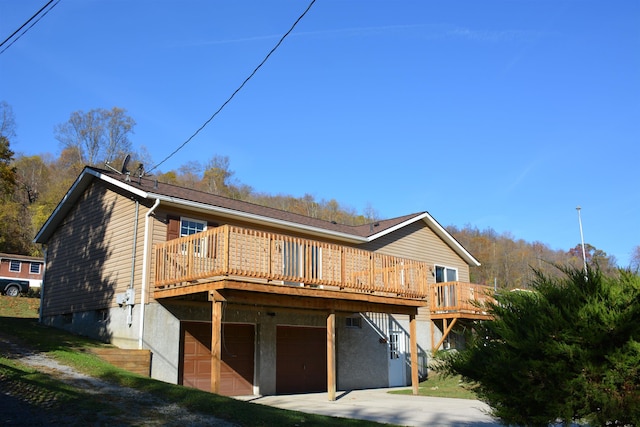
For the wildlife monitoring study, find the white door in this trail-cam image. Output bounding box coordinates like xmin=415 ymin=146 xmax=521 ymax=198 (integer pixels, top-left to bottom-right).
xmin=388 ymin=330 xmax=406 ymax=387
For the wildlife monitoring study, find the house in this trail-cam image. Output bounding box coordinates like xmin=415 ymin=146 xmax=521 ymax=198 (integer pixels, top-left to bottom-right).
xmin=0 ymin=252 xmax=44 ymax=290
xmin=34 ymin=166 xmax=491 ymax=399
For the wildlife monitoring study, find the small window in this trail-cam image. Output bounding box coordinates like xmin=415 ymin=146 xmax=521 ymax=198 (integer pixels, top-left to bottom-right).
xmin=389 ymin=333 xmax=400 ymax=359
xmin=9 ymin=260 xmax=20 ymax=272
xmin=180 ymin=218 xmax=206 ymax=237
xmin=345 ymin=316 xmax=362 ymax=328
xmin=96 ymin=309 xmax=109 ymax=322
xmin=30 ymin=263 xmax=41 ymax=274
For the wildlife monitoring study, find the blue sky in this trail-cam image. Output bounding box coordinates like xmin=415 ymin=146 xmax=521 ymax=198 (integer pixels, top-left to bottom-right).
xmin=1 ymin=0 xmax=638 ymax=267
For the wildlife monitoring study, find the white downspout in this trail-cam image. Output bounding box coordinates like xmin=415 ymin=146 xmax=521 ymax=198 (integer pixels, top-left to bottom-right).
xmin=138 ymin=198 xmax=160 ymax=349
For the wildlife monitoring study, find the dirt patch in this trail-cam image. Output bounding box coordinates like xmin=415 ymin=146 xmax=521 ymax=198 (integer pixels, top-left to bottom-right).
xmin=0 ymin=331 xmax=235 ymax=426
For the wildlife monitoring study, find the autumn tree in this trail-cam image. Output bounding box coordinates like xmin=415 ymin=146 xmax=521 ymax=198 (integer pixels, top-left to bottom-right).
xmin=0 ymin=102 xmax=23 ymax=253
xmin=54 ymin=107 xmax=135 ymax=166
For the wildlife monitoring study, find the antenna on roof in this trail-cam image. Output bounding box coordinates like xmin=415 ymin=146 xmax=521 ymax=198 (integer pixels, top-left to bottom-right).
xmin=104 ymin=159 xmax=121 ymax=174
xmin=121 ymin=154 xmax=131 ymax=174
xmin=121 ymin=154 xmax=131 ymax=181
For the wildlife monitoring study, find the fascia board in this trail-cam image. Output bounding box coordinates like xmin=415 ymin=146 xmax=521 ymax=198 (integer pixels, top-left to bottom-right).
xmin=148 ymin=193 xmax=367 ymax=244
xmin=34 ymin=169 xmax=149 ymax=244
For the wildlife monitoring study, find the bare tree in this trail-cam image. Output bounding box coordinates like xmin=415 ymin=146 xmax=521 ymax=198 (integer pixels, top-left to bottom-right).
xmin=0 ymin=101 xmax=17 ymax=140
xmin=55 ymin=107 xmax=135 ymax=166
xmin=630 ymin=245 xmax=640 ymax=273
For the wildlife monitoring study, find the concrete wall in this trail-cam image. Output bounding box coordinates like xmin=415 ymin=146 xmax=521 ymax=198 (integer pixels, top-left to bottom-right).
xmin=336 ymin=315 xmax=388 ymax=390
xmin=142 ymin=301 xmax=391 ymax=394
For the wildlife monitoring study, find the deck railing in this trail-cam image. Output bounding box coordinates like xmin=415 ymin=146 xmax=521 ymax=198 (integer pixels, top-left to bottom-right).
xmin=429 ymin=281 xmax=494 ymax=315
xmin=154 ymin=224 xmax=430 ymax=299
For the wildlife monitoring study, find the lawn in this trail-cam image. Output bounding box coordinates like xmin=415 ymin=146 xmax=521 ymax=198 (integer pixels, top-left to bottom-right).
xmin=0 ymin=296 xmax=388 ymax=426
xmin=390 ymin=373 xmax=477 ymax=400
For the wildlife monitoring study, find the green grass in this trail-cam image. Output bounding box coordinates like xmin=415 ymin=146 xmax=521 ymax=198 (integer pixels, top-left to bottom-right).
xmin=0 ymin=297 xmax=391 ymax=426
xmin=389 ymin=374 xmax=478 ymax=400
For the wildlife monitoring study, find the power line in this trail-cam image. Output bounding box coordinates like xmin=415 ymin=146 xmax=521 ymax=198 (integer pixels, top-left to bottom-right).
xmin=148 ymin=0 xmax=316 ymax=173
xmin=0 ymin=0 xmax=61 ymax=55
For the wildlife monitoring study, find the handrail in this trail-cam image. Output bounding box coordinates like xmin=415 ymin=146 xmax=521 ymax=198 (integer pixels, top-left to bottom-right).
xmin=154 ymin=224 xmax=430 ymax=298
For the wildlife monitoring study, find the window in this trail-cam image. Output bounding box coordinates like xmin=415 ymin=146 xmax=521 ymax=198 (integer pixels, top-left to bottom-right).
xmin=180 ymin=218 xmax=207 ymax=255
xmin=30 ymin=263 xmax=41 ymax=274
xmin=345 ymin=316 xmax=362 ymax=328
xmin=389 ymin=333 xmax=400 ymax=359
xmin=180 ymin=218 xmax=206 ymax=237
xmin=96 ymin=309 xmax=109 ymax=322
xmin=435 ymin=265 xmax=458 ymax=283
xmin=9 ymin=260 xmax=20 ymax=272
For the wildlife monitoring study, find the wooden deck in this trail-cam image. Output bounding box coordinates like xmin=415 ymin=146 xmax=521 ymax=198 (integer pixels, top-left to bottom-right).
xmin=429 ymin=281 xmax=494 ymax=351
xmin=154 ymin=224 xmax=430 ymax=301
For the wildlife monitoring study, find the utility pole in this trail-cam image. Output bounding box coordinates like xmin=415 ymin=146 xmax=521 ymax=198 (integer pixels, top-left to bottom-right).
xmin=576 ymin=206 xmax=588 ymax=276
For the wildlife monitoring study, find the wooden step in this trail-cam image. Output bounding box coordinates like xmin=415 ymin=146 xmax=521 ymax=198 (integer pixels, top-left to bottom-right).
xmin=89 ymin=348 xmax=151 ymax=377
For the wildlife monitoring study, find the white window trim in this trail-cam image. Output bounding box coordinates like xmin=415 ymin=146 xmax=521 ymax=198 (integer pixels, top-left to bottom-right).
xmin=179 ymin=217 xmax=207 ymax=237
xmin=9 ymin=260 xmax=21 ymax=273
xmin=434 ymin=264 xmax=459 ymax=283
xmin=30 ymin=263 xmax=41 ymax=275
xmin=180 ymin=217 xmax=208 ymax=256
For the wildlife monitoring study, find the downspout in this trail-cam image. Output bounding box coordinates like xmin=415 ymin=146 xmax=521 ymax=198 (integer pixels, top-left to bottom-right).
xmin=138 ymin=198 xmax=160 ymax=349
xmin=39 ymin=247 xmax=47 ymax=323
xmin=127 ymin=199 xmax=140 ymax=327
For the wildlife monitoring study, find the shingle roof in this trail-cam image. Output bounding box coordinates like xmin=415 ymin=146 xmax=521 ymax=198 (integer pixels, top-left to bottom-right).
xmin=93 ymin=166 xmax=426 ymax=239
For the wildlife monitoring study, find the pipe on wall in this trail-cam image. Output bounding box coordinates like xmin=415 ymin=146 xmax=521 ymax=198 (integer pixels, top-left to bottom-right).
xmin=138 ymin=198 xmax=160 ymax=349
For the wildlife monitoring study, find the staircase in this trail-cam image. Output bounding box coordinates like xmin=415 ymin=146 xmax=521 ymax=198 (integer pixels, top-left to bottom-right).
xmin=89 ymin=348 xmax=151 ymax=377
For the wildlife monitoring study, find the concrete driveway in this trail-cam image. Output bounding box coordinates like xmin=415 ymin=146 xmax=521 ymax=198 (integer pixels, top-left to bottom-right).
xmin=242 ymin=388 xmax=502 ymax=427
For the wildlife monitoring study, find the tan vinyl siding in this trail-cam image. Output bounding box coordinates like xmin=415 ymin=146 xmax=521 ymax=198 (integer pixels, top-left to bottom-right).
xmin=42 ymin=181 xmax=146 ymax=316
xmin=358 ymin=220 xmax=470 ymax=284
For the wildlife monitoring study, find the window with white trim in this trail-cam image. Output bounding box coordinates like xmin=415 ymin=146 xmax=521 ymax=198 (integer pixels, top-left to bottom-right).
xmin=9 ymin=260 xmax=20 ymax=272
xmin=434 ymin=265 xmax=458 ymax=283
xmin=180 ymin=217 xmax=207 ymax=255
xmin=180 ymin=218 xmax=206 ymax=237
xmin=30 ymin=263 xmax=42 ymax=274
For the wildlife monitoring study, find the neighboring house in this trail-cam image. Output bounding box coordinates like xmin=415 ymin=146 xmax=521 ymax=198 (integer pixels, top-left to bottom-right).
xmin=34 ymin=166 xmax=491 ymax=399
xmin=0 ymin=253 xmax=44 ymax=290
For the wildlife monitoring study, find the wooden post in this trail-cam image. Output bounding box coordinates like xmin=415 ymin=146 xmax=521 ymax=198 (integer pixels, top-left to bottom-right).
xmin=223 ymin=225 xmax=230 ymax=274
xmin=211 ymin=294 xmax=223 ymax=394
xmin=410 ymin=314 xmax=419 ymax=395
xmin=327 ymin=310 xmax=336 ymax=401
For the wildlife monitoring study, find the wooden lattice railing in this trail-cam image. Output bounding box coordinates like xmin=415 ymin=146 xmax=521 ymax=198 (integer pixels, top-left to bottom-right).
xmin=154 ymin=224 xmax=430 ymax=298
xmin=429 ymin=281 xmax=494 ymax=315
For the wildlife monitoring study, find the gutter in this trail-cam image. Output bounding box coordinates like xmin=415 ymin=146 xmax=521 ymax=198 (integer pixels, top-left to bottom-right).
xmin=138 ymin=198 xmax=160 ymax=349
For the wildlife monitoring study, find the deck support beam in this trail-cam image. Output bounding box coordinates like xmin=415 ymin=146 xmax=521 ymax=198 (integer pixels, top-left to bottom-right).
xmin=432 ymin=317 xmax=458 ymax=352
xmin=327 ymin=310 xmax=336 ymax=401
xmin=210 ymin=295 xmax=223 ymax=394
xmin=410 ymin=314 xmax=419 ymax=395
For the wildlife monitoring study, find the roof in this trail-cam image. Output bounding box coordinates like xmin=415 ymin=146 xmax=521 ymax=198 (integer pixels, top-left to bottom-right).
xmin=0 ymin=253 xmax=44 ymax=263
xmin=34 ymin=166 xmax=480 ymax=266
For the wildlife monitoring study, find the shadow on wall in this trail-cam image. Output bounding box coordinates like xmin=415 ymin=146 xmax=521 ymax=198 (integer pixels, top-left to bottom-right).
xmin=41 ymin=187 xmax=118 ymax=343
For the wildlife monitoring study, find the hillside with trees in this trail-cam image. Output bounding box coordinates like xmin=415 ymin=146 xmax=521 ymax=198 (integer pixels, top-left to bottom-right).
xmin=1 ymin=102 xmax=634 ymax=289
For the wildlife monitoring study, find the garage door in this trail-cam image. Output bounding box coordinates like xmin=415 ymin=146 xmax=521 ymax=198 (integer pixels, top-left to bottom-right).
xmin=181 ymin=322 xmax=255 ymax=396
xmin=276 ymin=326 xmax=326 ymax=394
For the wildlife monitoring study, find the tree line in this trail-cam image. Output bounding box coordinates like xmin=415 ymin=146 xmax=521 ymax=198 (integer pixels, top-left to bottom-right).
xmin=1 ymin=102 xmax=637 ymax=287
